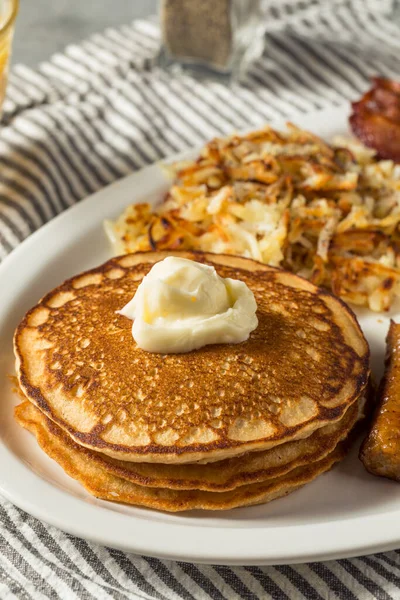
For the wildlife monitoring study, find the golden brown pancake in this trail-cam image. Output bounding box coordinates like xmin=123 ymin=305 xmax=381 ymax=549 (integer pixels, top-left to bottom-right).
xmin=15 ymin=401 xmax=350 ymax=512
xmin=15 ymin=389 xmax=362 ymax=491
xmin=14 ymin=251 xmax=369 ymax=464
xmin=47 ymin=397 xmax=362 ymax=491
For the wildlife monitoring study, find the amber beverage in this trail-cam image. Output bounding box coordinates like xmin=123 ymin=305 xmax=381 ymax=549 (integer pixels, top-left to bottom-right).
xmin=0 ymin=0 xmax=18 ymax=111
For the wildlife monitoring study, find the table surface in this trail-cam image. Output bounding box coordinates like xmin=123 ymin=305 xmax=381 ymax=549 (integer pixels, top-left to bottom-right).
xmin=12 ymin=0 xmax=158 ymax=66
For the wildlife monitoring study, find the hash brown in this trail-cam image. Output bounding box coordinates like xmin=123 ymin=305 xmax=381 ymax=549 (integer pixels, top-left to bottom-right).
xmin=106 ymin=124 xmax=400 ymax=311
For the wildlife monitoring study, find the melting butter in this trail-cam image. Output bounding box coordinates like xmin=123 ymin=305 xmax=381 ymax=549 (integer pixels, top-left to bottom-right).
xmin=118 ymin=256 xmax=258 ymax=354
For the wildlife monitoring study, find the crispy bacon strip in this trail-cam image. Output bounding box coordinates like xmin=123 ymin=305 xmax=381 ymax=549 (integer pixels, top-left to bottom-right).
xmin=350 ymin=77 xmax=400 ymax=162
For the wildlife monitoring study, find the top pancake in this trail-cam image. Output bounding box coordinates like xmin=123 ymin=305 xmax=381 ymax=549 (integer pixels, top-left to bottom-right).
xmin=14 ymin=251 xmax=369 ymax=464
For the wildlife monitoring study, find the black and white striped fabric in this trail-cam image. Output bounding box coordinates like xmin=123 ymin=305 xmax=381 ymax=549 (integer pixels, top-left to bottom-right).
xmin=1 ymin=2 xmax=400 ymax=598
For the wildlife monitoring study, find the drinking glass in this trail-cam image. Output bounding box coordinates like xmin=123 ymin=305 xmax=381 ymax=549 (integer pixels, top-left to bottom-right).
xmin=0 ymin=0 xmax=18 ymax=111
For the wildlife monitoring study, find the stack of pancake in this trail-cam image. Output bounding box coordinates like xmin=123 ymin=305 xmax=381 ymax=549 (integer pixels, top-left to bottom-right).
xmin=14 ymin=251 xmax=369 ymax=512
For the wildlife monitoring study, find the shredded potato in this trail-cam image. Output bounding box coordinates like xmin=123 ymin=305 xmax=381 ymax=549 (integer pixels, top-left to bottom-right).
xmin=105 ymin=124 xmax=400 ymax=312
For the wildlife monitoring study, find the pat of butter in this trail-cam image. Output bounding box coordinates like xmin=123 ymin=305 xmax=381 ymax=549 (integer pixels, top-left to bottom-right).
xmin=118 ymin=256 xmax=258 ymax=354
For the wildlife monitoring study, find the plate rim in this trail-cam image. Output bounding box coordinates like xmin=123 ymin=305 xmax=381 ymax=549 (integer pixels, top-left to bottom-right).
xmin=2 ymin=448 xmax=400 ymax=565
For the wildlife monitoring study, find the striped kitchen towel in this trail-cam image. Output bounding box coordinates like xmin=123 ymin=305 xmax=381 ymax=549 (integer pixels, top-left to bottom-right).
xmin=1 ymin=1 xmax=400 ymax=598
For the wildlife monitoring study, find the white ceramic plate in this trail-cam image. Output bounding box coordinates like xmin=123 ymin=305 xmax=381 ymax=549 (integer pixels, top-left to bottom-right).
xmin=1 ymin=106 xmax=399 ymax=566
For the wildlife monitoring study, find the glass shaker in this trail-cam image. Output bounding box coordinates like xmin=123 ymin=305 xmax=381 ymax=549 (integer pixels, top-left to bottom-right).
xmin=158 ymin=0 xmax=264 ymax=79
